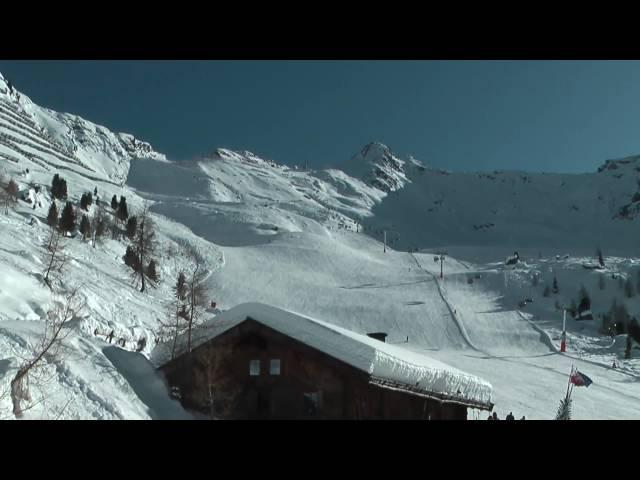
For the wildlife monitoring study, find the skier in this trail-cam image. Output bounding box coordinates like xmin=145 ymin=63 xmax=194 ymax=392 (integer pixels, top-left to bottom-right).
xmin=136 ymin=337 xmax=147 ymax=352
xmin=107 ymin=330 xmax=114 ymax=344
xmin=506 ymin=412 xmax=515 ymax=421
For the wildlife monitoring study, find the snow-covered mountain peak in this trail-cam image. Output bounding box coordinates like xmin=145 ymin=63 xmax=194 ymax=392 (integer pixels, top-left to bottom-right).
xmin=597 ymin=155 xmax=640 ymax=174
xmin=342 ymin=142 xmax=414 ymax=193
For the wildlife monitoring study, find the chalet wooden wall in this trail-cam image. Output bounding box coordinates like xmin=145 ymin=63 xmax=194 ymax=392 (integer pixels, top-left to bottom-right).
xmin=160 ymin=319 xmax=468 ymax=420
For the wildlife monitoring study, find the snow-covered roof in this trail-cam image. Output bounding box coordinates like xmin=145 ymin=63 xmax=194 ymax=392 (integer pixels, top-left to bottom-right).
xmin=151 ymin=302 xmax=493 ymax=409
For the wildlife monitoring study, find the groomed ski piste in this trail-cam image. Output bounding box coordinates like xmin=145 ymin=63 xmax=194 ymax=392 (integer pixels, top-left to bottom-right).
xmin=1 ymin=71 xmax=640 ymax=419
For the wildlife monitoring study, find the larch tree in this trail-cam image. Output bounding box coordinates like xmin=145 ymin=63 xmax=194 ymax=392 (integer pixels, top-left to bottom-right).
xmin=42 ymin=227 xmax=67 ymax=289
xmin=157 ymin=271 xmax=189 ymax=361
xmin=130 ymin=204 xmax=158 ymax=293
xmin=185 ymin=250 xmax=208 ymax=353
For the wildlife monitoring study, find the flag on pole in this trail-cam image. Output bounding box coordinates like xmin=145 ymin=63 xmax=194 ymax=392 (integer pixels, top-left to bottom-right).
xmin=570 ymin=370 xmax=593 ymax=387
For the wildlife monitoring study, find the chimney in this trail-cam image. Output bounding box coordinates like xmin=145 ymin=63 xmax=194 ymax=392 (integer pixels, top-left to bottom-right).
xmin=367 ymin=332 xmax=388 ymax=343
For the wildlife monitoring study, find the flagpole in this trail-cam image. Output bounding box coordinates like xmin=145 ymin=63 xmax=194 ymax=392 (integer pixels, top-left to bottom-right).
xmin=560 ymin=309 xmax=567 ymax=353
xmin=565 ymin=365 xmax=574 ymax=400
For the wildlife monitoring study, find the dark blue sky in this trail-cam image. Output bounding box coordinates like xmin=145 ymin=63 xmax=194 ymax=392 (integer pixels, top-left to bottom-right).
xmin=1 ymin=60 xmax=640 ymax=173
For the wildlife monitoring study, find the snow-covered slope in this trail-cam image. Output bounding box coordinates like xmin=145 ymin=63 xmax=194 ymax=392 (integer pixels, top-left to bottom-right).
xmin=0 ymin=72 xmax=165 ymax=187
xmin=365 ymin=160 xmax=640 ymax=253
xmin=2 ymin=72 xmax=640 ymax=419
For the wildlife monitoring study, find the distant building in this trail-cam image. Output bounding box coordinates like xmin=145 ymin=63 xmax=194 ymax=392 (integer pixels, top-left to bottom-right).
xmin=152 ymin=303 xmax=493 ymax=420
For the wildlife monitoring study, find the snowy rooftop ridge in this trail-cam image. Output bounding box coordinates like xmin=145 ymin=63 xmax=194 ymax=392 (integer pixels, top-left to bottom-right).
xmin=151 ymin=302 xmax=493 ymax=409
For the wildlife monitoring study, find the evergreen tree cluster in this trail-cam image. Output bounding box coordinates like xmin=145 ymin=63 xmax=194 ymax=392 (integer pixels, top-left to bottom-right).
xmin=50 ymin=174 xmax=68 ymax=200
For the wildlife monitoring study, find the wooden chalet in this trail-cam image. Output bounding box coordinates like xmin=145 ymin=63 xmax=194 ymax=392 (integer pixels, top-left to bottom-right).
xmin=152 ymin=303 xmax=493 ymax=420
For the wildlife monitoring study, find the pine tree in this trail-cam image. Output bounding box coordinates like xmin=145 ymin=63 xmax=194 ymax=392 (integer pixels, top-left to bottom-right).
xmin=552 ymin=277 xmax=559 ymax=294
xmin=94 ymin=187 xmax=98 ymax=197
xmin=58 ymin=202 xmax=76 ymax=234
xmin=111 ymin=195 xmax=119 ymax=211
xmin=46 ymin=201 xmax=58 ymax=227
xmin=599 ymin=274 xmax=606 ymax=291
xmin=117 ymin=196 xmax=129 ymax=223
xmin=80 ymin=193 xmax=88 ymax=211
xmin=555 ymin=396 xmax=572 ymax=420
xmin=51 ymin=174 xmax=60 ymax=199
xmin=95 ymin=214 xmax=107 ymax=240
xmin=578 ymin=285 xmax=591 ymax=312
xmin=597 ymin=247 xmax=605 ymax=267
xmin=86 ymin=192 xmax=93 ymax=207
xmin=624 ymin=277 xmax=635 ymax=298
xmin=59 ymin=178 xmax=67 ymax=200
xmin=126 ymin=216 xmax=137 ymax=240
xmin=123 ymin=245 xmax=141 ymax=271
xmin=79 ymin=214 xmax=91 ymax=240
xmin=146 ymin=260 xmax=159 ymax=283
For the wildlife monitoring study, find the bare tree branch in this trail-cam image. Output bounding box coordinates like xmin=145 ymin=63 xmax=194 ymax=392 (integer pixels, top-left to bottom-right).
xmin=10 ymin=288 xmax=84 ymax=418
xmin=42 ymin=227 xmax=67 ymax=289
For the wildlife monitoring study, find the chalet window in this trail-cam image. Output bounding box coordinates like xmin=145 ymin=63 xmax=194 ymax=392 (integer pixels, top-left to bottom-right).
xmin=270 ymin=359 xmax=281 ymax=375
xmin=249 ymin=359 xmax=261 ymax=376
xmin=303 ymin=392 xmax=321 ymax=416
